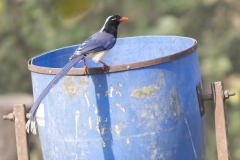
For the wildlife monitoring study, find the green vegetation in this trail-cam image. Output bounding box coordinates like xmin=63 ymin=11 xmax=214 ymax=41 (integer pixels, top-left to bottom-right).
xmin=0 ymin=0 xmax=239 ymax=159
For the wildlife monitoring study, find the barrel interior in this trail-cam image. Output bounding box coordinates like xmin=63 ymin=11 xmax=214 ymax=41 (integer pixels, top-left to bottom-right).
xmin=30 ymin=36 xmax=196 ymax=69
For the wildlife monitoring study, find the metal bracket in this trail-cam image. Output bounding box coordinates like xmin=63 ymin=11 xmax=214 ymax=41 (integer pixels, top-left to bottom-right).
xmin=196 ymin=82 xmax=235 ymax=117
xmin=211 ymin=82 xmax=233 ymax=160
xmin=196 ymin=83 xmax=205 ymax=116
xmin=3 ymin=104 xmax=29 ymax=160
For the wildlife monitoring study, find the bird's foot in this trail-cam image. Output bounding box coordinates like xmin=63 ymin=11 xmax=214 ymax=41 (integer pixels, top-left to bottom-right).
xmin=99 ymin=61 xmax=109 ymax=73
xmin=102 ymin=64 xmax=108 ymax=70
xmin=102 ymin=64 xmax=109 ymax=72
xmin=83 ymin=59 xmax=89 ymax=74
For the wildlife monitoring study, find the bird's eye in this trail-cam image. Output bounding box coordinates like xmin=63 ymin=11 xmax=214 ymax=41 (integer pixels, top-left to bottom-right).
xmin=111 ymin=18 xmax=116 ymax=20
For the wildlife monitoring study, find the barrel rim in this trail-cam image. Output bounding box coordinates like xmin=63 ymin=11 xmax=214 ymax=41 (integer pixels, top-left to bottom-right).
xmin=28 ymin=37 xmax=197 ymax=75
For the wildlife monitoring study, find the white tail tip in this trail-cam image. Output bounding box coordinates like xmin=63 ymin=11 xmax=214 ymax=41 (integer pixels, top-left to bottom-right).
xmin=25 ymin=119 xmax=37 ymax=135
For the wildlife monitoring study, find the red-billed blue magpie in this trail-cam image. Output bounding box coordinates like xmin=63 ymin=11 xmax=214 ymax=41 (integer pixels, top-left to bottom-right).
xmin=26 ymin=15 xmax=128 ymax=134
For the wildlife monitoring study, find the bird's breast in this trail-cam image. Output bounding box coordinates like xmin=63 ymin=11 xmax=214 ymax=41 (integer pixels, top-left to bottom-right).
xmin=87 ymin=50 xmax=110 ymax=63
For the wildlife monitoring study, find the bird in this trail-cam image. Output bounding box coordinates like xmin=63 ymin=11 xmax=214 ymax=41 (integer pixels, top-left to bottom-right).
xmin=26 ymin=15 xmax=128 ymax=134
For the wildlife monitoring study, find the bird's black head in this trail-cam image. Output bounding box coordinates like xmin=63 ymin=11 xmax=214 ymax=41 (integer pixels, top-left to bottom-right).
xmin=100 ymin=15 xmax=128 ymax=38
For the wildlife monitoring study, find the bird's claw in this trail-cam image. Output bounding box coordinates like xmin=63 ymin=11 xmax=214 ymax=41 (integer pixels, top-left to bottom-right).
xmin=102 ymin=64 xmax=109 ymax=73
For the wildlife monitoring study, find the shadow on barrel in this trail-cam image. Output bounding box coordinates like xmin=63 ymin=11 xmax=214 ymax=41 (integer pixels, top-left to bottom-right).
xmin=91 ymin=73 xmax=115 ymax=160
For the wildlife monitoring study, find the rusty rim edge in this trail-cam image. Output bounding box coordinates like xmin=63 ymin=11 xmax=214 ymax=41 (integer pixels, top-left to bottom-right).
xmin=28 ymin=40 xmax=197 ymax=75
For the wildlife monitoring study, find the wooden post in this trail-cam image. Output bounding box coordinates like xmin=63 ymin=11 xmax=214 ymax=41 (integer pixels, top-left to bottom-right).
xmin=212 ymin=82 xmax=230 ymax=160
xmin=3 ymin=104 xmax=29 ymax=160
xmin=14 ymin=104 xmax=29 ymax=160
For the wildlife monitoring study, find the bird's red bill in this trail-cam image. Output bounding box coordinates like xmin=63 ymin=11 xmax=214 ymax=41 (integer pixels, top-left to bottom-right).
xmin=120 ymin=17 xmax=129 ymax=22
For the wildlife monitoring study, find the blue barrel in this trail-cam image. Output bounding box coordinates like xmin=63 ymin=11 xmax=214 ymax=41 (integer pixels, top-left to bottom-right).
xmin=29 ymin=36 xmax=205 ymax=160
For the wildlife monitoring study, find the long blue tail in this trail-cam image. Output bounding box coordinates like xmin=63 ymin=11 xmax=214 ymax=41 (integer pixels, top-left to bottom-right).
xmin=26 ymin=55 xmax=85 ymax=134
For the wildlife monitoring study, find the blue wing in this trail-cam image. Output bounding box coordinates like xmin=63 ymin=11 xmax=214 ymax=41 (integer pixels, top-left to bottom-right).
xmin=70 ymin=31 xmax=116 ymax=59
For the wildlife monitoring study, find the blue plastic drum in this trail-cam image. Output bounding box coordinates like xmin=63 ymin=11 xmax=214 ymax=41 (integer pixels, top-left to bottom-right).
xmin=28 ymin=36 xmax=205 ymax=160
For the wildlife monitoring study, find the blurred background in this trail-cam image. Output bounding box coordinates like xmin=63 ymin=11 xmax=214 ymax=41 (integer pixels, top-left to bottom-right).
xmin=0 ymin=0 xmax=239 ymax=159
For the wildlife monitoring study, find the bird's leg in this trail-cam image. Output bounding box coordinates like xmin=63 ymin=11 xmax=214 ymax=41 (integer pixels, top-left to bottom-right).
xmin=83 ymin=59 xmax=88 ymax=74
xmin=99 ymin=60 xmax=109 ymax=71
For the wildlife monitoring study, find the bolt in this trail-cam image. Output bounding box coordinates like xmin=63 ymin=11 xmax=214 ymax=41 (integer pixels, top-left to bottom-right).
xmin=202 ymin=94 xmax=213 ymax=101
xmin=3 ymin=115 xmax=8 ymax=120
xmin=3 ymin=113 xmax=15 ymax=121
xmin=224 ymin=90 xmax=236 ymax=99
xmin=127 ymin=65 xmax=131 ymax=69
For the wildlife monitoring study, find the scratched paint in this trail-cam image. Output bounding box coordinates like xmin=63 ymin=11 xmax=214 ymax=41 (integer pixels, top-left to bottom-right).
xmin=97 ymin=116 xmax=101 ymax=124
xmin=104 ymin=86 xmax=114 ymax=97
xmin=96 ymin=126 xmax=100 ymax=134
xmin=96 ymin=92 xmax=100 ymax=99
xmin=158 ymin=72 xmax=166 ymax=86
xmin=114 ymin=88 xmax=122 ymax=96
xmin=88 ymin=116 xmax=92 ymax=129
xmin=114 ymin=125 xmax=121 ymax=136
xmin=151 ymin=149 xmax=159 ymax=160
xmin=93 ymin=104 xmax=98 ymax=114
xmin=185 ymin=117 xmax=197 ymax=159
xmin=169 ymin=96 xmax=174 ymax=105
xmin=116 ymin=102 xmax=126 ymax=113
xmin=100 ymin=137 xmax=106 ymax=148
xmin=126 ymin=138 xmax=130 ymax=145
xmin=118 ymin=82 xmax=123 ymax=87
xmin=63 ymin=76 xmax=79 ymax=99
xmin=105 ymin=86 xmax=122 ymax=97
xmin=84 ymin=90 xmax=90 ymax=107
xmin=104 ymin=91 xmax=109 ymax=96
xmin=131 ymin=85 xmax=160 ymax=98
xmin=75 ymin=110 xmax=80 ymax=140
xmin=109 ymin=86 xmax=114 ymax=97
xmin=104 ymin=118 xmax=108 ymax=122
xmin=100 ymin=125 xmax=106 ymax=136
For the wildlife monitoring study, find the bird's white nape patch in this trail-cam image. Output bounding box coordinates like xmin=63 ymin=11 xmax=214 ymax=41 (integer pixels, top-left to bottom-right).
xmin=88 ymin=50 xmax=110 ymax=63
xmin=100 ymin=15 xmax=114 ymax=32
